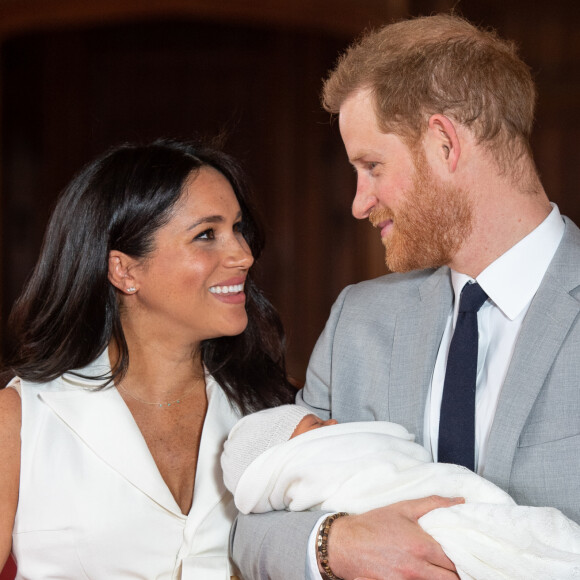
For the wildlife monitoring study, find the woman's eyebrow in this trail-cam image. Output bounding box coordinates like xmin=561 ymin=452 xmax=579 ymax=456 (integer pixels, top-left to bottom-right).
xmin=187 ymin=211 xmax=243 ymax=231
xmin=186 ymin=215 xmax=224 ymax=231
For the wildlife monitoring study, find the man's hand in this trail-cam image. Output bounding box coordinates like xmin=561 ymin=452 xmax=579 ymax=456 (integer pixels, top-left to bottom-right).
xmin=326 ymin=496 xmax=464 ymax=580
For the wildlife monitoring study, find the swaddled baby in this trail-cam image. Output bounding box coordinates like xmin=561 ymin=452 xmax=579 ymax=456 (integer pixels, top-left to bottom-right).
xmin=222 ymin=405 xmax=580 ymax=580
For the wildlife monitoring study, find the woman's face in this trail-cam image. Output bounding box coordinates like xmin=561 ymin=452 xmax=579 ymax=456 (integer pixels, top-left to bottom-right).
xmin=126 ymin=166 xmax=254 ymax=345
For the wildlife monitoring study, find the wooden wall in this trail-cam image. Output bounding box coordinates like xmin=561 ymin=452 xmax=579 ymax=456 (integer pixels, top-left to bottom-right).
xmin=1 ymin=0 xmax=580 ymax=386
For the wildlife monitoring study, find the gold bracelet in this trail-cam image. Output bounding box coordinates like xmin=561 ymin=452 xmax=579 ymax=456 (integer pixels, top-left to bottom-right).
xmin=316 ymin=512 xmax=349 ymax=580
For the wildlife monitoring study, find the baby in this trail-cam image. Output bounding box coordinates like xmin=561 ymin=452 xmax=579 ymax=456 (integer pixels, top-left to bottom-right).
xmin=222 ymin=405 xmax=580 ymax=580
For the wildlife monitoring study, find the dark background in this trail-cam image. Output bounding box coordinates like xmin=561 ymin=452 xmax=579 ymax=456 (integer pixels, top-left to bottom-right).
xmin=2 ymin=0 xmax=580 ymax=383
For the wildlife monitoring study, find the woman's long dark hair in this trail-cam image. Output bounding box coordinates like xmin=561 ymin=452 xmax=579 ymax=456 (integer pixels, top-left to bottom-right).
xmin=3 ymin=139 xmax=296 ymax=414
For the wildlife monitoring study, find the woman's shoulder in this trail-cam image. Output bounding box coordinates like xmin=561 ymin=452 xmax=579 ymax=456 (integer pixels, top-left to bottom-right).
xmin=0 ymin=384 xmax=22 ymax=473
xmin=0 ymin=385 xmax=20 ymax=569
xmin=0 ymin=383 xmax=21 ymax=417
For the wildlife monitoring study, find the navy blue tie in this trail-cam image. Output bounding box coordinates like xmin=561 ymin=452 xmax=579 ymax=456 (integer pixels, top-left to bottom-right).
xmin=438 ymin=282 xmax=488 ymax=471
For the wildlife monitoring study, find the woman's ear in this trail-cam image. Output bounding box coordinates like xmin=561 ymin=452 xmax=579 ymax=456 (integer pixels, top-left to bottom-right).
xmin=426 ymin=114 xmax=461 ymax=173
xmin=108 ymin=250 xmax=139 ymax=295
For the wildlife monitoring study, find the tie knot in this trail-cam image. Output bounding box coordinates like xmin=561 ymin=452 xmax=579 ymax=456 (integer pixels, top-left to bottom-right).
xmin=458 ymin=282 xmax=488 ymax=313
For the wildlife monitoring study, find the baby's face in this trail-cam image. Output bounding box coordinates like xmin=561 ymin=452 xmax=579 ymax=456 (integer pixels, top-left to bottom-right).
xmin=290 ymin=414 xmax=338 ymax=439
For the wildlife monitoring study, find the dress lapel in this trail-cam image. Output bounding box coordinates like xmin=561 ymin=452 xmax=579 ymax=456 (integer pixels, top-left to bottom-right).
xmin=40 ymin=367 xmax=241 ymax=521
xmin=187 ymin=374 xmax=240 ymax=528
xmin=40 ymin=380 xmax=184 ymax=517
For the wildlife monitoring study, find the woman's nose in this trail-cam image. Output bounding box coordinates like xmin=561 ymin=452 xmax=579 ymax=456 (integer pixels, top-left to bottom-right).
xmin=226 ymin=236 xmax=254 ymax=269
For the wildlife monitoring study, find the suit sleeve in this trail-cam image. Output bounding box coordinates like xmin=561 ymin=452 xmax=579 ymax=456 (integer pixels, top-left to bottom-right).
xmin=231 ymin=510 xmax=324 ymax=580
xmin=296 ymin=286 xmax=352 ymax=418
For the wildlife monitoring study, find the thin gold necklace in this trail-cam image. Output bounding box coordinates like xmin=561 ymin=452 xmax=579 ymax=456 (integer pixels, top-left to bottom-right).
xmin=117 ymin=380 xmax=201 ymax=408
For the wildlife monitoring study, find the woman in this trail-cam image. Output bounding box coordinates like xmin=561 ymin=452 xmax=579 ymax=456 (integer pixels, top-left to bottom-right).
xmin=0 ymin=139 xmax=296 ymax=579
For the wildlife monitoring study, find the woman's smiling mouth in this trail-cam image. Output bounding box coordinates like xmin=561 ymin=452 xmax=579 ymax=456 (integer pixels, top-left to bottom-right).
xmin=209 ymin=283 xmax=244 ymax=295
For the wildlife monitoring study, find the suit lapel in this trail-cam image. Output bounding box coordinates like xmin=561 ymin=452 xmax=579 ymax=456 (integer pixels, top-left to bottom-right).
xmin=484 ymin=218 xmax=580 ymax=487
xmin=389 ymin=268 xmax=453 ymax=441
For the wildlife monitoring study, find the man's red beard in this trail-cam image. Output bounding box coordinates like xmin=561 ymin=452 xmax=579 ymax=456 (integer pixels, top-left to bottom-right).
xmin=370 ymin=156 xmax=473 ymax=273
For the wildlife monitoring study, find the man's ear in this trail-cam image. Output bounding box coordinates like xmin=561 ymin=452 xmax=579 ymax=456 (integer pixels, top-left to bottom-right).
xmin=426 ymin=114 xmax=461 ymax=173
xmin=108 ymin=250 xmax=139 ymax=295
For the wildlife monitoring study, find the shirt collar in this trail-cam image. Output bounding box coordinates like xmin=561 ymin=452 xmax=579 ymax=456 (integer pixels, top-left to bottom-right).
xmin=450 ymin=203 xmax=565 ymax=321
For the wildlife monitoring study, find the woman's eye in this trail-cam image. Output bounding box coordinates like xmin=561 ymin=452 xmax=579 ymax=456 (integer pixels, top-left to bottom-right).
xmin=195 ymin=228 xmax=215 ymax=240
xmin=233 ymin=221 xmax=244 ymax=234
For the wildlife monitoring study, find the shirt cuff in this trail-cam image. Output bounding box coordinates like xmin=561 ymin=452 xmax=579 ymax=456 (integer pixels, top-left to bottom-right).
xmin=305 ymin=513 xmax=334 ymax=579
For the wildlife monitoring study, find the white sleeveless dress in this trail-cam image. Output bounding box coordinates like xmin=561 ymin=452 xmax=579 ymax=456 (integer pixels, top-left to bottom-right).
xmin=10 ymin=350 xmax=241 ymax=579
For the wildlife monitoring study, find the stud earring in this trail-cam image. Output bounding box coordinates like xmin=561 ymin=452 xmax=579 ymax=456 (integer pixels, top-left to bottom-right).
xmin=126 ymin=287 xmax=137 ymax=294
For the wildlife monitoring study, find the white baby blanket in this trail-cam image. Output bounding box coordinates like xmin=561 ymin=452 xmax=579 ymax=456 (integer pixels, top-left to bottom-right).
xmin=228 ymin=421 xmax=580 ymax=580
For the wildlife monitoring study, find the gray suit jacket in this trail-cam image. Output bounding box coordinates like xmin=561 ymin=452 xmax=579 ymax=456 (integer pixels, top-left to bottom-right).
xmin=232 ymin=216 xmax=580 ymax=580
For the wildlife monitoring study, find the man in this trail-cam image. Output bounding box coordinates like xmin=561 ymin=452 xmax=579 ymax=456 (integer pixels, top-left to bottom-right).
xmin=232 ymin=13 xmax=580 ymax=580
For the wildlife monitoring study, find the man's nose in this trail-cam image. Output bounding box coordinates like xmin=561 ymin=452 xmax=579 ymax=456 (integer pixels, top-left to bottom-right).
xmin=352 ymin=180 xmax=378 ymax=219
